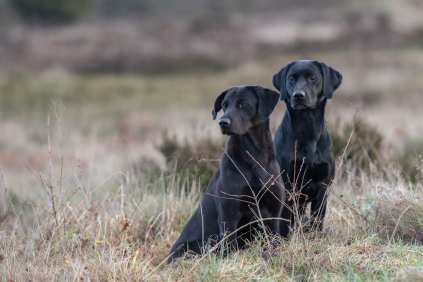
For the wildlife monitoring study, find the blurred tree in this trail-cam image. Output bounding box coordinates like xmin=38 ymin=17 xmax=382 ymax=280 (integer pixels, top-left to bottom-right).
xmin=9 ymin=0 xmax=94 ymax=24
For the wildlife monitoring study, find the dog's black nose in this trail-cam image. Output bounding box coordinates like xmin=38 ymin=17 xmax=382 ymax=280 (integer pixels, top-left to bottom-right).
xmin=293 ymin=91 xmax=305 ymax=100
xmin=219 ymin=118 xmax=230 ymax=127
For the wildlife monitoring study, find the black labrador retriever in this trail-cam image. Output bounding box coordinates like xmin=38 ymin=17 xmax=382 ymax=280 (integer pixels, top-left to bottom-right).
xmin=168 ymin=85 xmax=284 ymax=264
xmin=272 ymin=60 xmax=342 ymax=237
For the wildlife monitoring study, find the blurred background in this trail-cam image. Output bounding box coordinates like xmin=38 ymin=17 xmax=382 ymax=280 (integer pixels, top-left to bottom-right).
xmin=1 ymin=0 xmax=423 ymax=201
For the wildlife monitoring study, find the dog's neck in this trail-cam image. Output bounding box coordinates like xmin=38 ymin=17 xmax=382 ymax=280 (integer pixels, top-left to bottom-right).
xmin=229 ymin=119 xmax=275 ymax=168
xmin=284 ymin=98 xmax=327 ymax=145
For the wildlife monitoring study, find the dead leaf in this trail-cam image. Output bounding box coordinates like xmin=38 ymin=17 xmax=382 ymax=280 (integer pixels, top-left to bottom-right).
xmin=120 ymin=214 xmax=132 ymax=231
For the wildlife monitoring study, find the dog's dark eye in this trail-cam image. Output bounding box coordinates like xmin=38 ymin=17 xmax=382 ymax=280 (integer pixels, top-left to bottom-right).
xmin=222 ymin=102 xmax=227 ymax=108
xmin=309 ymin=76 xmax=317 ymax=81
xmin=239 ymin=101 xmax=248 ymax=108
xmin=288 ymin=77 xmax=295 ymax=82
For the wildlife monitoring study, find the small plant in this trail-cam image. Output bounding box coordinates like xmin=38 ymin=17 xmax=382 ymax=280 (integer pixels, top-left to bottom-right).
xmin=157 ymin=131 xmax=225 ymax=192
xmin=330 ymin=116 xmax=384 ymax=171
xmin=330 ymin=116 xmax=423 ymax=182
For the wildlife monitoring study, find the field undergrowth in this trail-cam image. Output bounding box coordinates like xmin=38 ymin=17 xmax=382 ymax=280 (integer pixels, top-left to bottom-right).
xmin=0 ymin=52 xmax=423 ymax=281
xmin=0 ymin=106 xmax=423 ymax=281
xmin=1 ymin=0 xmax=423 ymax=280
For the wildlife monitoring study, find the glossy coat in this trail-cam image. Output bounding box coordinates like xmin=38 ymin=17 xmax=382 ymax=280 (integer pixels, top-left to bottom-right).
xmin=168 ymin=86 xmax=284 ymax=264
xmin=272 ymin=60 xmax=342 ymax=237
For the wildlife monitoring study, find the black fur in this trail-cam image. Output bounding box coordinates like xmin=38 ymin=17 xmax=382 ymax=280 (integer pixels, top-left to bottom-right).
xmin=272 ymin=60 xmax=342 ymax=237
xmin=168 ymin=85 xmax=284 ymax=264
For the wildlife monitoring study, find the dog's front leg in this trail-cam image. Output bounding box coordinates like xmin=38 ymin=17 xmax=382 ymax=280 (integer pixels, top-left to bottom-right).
xmin=217 ymin=197 xmax=241 ymax=254
xmin=310 ymin=194 xmax=327 ymax=232
xmin=279 ymin=198 xmax=293 ymax=238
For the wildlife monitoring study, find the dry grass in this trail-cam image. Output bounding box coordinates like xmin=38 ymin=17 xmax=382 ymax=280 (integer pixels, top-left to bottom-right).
xmin=0 ymin=106 xmax=423 ymax=281
xmin=1 ymin=168 xmax=423 ymax=281
xmin=1 ymin=1 xmax=423 ymax=280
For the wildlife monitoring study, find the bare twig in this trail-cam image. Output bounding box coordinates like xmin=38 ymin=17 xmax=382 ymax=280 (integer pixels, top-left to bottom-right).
xmin=205 ymin=193 xmax=255 ymax=205
xmin=51 ymin=98 xmax=67 ymax=239
xmin=46 ymin=113 xmax=58 ymax=226
xmin=335 ymin=104 xmax=359 ymax=177
xmin=0 ymin=162 xmax=12 ymax=224
xmin=196 ymin=156 xmax=221 ymax=163
xmin=0 ymin=161 xmax=8 ymax=218
xmin=245 ymin=150 xmax=286 ymax=189
xmin=294 ymin=140 xmax=297 ymax=186
xmin=390 ymin=206 xmax=412 ymax=242
xmin=129 ymin=192 xmax=144 ymax=220
xmin=220 ymin=191 xmax=255 ymax=200
xmin=221 ymin=148 xmax=270 ymax=245
xmin=200 ymin=201 xmax=205 ymax=253
xmin=76 ymin=160 xmax=92 ymax=211
xmin=245 ymin=150 xmax=291 ymax=211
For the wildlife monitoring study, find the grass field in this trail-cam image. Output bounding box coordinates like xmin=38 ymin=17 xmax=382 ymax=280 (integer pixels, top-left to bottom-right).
xmin=0 ymin=59 xmax=423 ymax=280
xmin=1 ymin=0 xmax=423 ymax=279
xmin=1 ymin=126 xmax=423 ymax=280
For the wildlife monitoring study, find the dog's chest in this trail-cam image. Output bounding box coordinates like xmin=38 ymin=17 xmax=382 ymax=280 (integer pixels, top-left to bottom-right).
xmin=248 ymin=167 xmax=277 ymax=192
xmin=282 ymin=160 xmax=332 ymax=195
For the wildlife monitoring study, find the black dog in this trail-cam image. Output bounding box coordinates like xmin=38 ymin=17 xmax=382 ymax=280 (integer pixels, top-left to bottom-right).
xmin=272 ymin=60 xmax=342 ymax=237
xmin=168 ymin=85 xmax=284 ymax=264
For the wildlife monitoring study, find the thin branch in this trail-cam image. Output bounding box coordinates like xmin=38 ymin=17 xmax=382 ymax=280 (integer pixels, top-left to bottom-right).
xmin=246 ymin=150 xmax=292 ymax=212
xmin=0 ymin=160 xmax=8 ymax=217
xmin=46 ymin=113 xmax=58 ymax=226
xmin=221 ymin=147 xmax=270 ymax=245
xmin=51 ymin=98 xmax=67 ymax=240
xmin=205 ymin=193 xmax=256 ymax=205
xmin=47 ymin=112 xmax=53 ymax=190
xmin=220 ymin=191 xmax=256 ymax=200
xmin=221 ymin=148 xmax=255 ymax=197
xmin=390 ymin=206 xmax=412 ymax=242
xmin=335 ymin=104 xmax=359 ymax=178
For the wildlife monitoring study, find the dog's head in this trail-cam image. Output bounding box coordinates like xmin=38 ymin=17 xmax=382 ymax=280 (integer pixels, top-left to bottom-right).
xmin=272 ymin=60 xmax=342 ymax=109
xmin=212 ymin=85 xmax=280 ymax=135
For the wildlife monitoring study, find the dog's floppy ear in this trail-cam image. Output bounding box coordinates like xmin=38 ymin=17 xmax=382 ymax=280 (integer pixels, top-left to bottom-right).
xmin=272 ymin=62 xmax=293 ymax=101
xmin=254 ymin=86 xmax=280 ymax=120
xmin=212 ymin=88 xmax=232 ymax=120
xmin=320 ymin=62 xmax=342 ymax=99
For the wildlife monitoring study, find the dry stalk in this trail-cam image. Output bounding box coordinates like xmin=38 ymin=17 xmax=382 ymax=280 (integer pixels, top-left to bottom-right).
xmin=390 ymin=206 xmax=412 ymax=242
xmin=200 ymin=201 xmax=205 ymax=253
xmin=163 ymin=216 xmax=290 ymax=280
xmin=0 ymin=160 xmax=9 ymax=220
xmin=46 ymin=113 xmax=59 ymax=226
xmin=245 ymin=151 xmax=292 ymax=211
xmin=335 ymin=104 xmax=359 ymax=177
xmin=221 ymin=148 xmax=270 ymax=245
xmin=75 ymin=160 xmax=93 ymax=211
xmin=205 ymin=193 xmax=255 ymax=205
xmin=51 ymin=98 xmax=67 ymax=240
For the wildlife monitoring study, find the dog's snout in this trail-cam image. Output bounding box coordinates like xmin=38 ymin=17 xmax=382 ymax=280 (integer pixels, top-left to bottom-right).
xmin=293 ymin=91 xmax=305 ymax=100
xmin=219 ymin=118 xmax=231 ymax=127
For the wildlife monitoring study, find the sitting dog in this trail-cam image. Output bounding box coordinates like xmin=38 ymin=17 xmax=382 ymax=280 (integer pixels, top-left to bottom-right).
xmin=272 ymin=60 xmax=342 ymax=237
xmin=168 ymin=85 xmax=284 ymax=264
